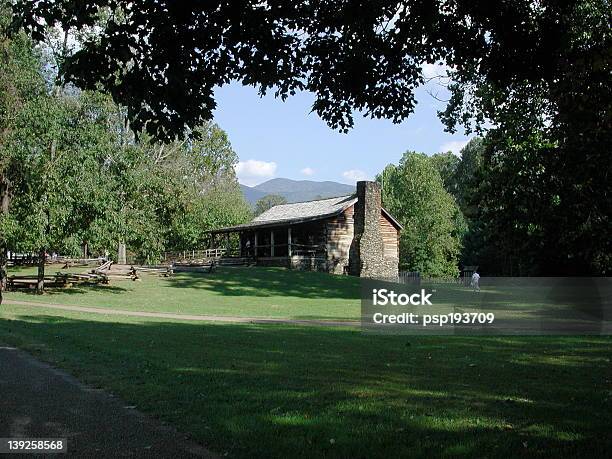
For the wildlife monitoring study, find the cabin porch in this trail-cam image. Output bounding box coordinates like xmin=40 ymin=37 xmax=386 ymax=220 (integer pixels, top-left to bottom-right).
xmin=207 ymin=220 xmax=330 ymax=271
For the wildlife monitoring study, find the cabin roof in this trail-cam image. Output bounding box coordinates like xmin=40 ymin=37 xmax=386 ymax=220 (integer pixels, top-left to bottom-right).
xmin=209 ymin=194 xmax=402 ymax=233
xmin=254 ymin=195 xmax=357 ymax=224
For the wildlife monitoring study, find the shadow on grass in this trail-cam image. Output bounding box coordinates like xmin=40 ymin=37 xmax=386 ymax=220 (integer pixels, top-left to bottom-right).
xmin=8 ymin=284 xmax=128 ymax=297
xmin=7 ymin=264 xmax=129 ymax=298
xmin=0 ymin=313 xmax=610 ymax=458
xmin=166 ymin=267 xmax=361 ymax=300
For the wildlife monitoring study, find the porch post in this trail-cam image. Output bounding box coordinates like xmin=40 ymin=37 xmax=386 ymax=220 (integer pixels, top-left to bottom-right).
xmin=287 ymin=227 xmax=292 ymax=257
xmin=270 ymin=230 xmax=275 ymax=257
xmin=226 ymin=233 xmax=230 ymax=256
xmin=254 ymin=232 xmax=258 ymax=258
xmin=239 ymin=233 xmax=243 ymax=257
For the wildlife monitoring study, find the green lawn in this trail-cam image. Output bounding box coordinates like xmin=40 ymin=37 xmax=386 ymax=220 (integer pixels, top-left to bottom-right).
xmin=4 ymin=265 xmax=361 ymax=320
xmin=0 ymin=304 xmax=611 ymax=457
xmin=6 ymin=266 xmax=602 ymax=327
xmin=2 ymin=267 xmax=611 ymax=457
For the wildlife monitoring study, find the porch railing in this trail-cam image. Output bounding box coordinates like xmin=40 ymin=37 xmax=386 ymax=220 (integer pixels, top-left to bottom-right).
xmin=163 ymin=249 xmax=227 ymax=261
xmin=247 ymin=243 xmax=325 ymax=257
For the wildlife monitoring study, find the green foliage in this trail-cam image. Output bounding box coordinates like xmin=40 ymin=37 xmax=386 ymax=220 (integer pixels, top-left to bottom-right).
xmin=444 ymin=139 xmax=488 ymax=269
xmin=379 ymin=152 xmax=464 ymax=277
xmin=451 ymin=138 xmax=485 ymax=218
xmin=439 ymin=1 xmax=611 ymax=275
xmin=254 ymin=194 xmax=287 ymax=216
xmin=131 ymin=122 xmax=251 ymax=256
xmin=0 ymin=21 xmax=250 ymax=265
xmin=0 ymin=4 xmax=46 ymax=256
xmin=0 ymin=12 xmax=44 ymax=133
xmin=450 ymin=129 xmax=610 ymax=276
xmin=432 ymin=137 xmax=553 ymax=275
xmin=6 ymin=1 xmax=610 ymax=274
xmin=14 ymin=1 xmax=605 ymax=141
xmin=429 ymin=152 xmax=460 ymax=197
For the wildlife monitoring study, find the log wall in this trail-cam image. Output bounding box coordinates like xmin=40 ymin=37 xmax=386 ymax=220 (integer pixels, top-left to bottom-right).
xmin=380 ymin=213 xmax=400 ymax=260
xmin=325 ymin=206 xmax=355 ymax=274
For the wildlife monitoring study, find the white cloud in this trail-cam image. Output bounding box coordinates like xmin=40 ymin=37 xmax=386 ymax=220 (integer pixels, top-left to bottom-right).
xmin=342 ymin=169 xmax=369 ymax=183
xmin=300 ymin=167 xmax=315 ymax=176
xmin=439 ymin=139 xmax=470 ymax=157
xmin=234 ymin=159 xmax=277 ymax=186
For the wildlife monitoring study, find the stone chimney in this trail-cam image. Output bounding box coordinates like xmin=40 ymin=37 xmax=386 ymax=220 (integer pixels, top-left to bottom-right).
xmin=349 ymin=181 xmax=396 ymax=279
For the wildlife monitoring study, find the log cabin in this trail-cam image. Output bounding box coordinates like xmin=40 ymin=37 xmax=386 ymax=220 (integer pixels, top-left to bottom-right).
xmin=208 ymin=181 xmax=402 ymax=279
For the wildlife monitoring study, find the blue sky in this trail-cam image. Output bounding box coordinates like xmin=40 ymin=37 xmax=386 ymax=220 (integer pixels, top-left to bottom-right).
xmin=213 ymin=69 xmax=470 ymax=186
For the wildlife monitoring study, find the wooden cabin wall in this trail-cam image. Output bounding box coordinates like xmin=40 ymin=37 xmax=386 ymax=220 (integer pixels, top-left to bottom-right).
xmin=325 ymin=206 xmax=355 ymax=274
xmin=380 ymin=213 xmax=399 ymax=260
xmin=233 ymin=204 xmax=399 ymax=275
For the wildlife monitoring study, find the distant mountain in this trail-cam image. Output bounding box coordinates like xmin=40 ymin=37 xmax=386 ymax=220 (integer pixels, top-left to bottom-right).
xmin=240 ymin=184 xmax=268 ymax=205
xmin=240 ymin=178 xmax=355 ymax=206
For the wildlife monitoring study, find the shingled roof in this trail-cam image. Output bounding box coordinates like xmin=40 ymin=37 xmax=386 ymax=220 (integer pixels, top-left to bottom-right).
xmin=254 ymin=194 xmax=356 ymax=223
xmin=211 ymin=195 xmax=357 ymax=232
xmin=210 ymin=194 xmax=402 ymax=233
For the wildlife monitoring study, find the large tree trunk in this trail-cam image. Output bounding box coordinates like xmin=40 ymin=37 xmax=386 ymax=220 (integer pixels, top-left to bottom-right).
xmin=0 ymin=247 xmax=6 ymax=306
xmin=0 ymin=177 xmax=9 ymax=215
xmin=0 ymin=175 xmax=10 ymax=305
xmin=118 ymin=242 xmax=126 ymax=264
xmin=36 ymin=249 xmax=46 ymax=294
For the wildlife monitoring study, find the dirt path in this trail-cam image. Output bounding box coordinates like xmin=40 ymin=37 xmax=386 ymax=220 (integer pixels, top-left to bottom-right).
xmin=3 ymin=299 xmax=360 ymax=327
xmin=0 ymin=346 xmax=215 ymax=458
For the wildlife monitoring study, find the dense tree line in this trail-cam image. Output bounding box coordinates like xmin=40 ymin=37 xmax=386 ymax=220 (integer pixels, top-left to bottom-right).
xmin=438 ymin=1 xmax=611 ymax=276
xmin=384 ymin=127 xmax=609 ymax=277
xmin=0 ymin=9 xmax=250 ymax=299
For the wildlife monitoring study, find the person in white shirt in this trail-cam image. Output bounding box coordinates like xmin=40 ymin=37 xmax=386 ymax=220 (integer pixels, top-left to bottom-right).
xmin=471 ymin=271 xmax=481 ymax=292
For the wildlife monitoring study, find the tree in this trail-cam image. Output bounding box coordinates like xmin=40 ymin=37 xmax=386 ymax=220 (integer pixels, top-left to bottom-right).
xmin=445 ymin=138 xmax=498 ymax=273
xmin=148 ymin=122 xmax=251 ymax=253
xmin=72 ymin=115 xmax=250 ymax=263
xmin=4 ymin=90 xmax=126 ymax=291
xmin=429 ymin=152 xmax=460 ymax=197
xmin=1 ymin=12 xmax=132 ymax=293
xmin=0 ymin=19 xmax=251 ymax=296
xmin=451 ymin=138 xmax=485 ymax=217
xmin=379 ymin=152 xmax=464 ymax=277
xmin=11 ymin=1 xmax=606 ymax=141
xmin=0 ymin=5 xmax=47 ymax=300
xmin=254 ymin=195 xmax=287 ymax=217
xmin=438 ymin=1 xmax=611 ymax=275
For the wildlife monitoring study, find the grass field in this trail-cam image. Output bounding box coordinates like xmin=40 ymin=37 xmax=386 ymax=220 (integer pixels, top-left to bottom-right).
xmin=1 ymin=305 xmax=610 ymax=458
xmin=6 ymin=266 xmax=605 ymax=327
xmin=2 ymin=266 xmax=611 ymax=457
xmin=4 ymin=265 xmax=361 ymax=320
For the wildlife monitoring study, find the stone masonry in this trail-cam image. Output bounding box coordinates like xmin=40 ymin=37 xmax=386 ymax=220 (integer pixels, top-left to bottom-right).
xmin=349 ymin=181 xmax=398 ymax=279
